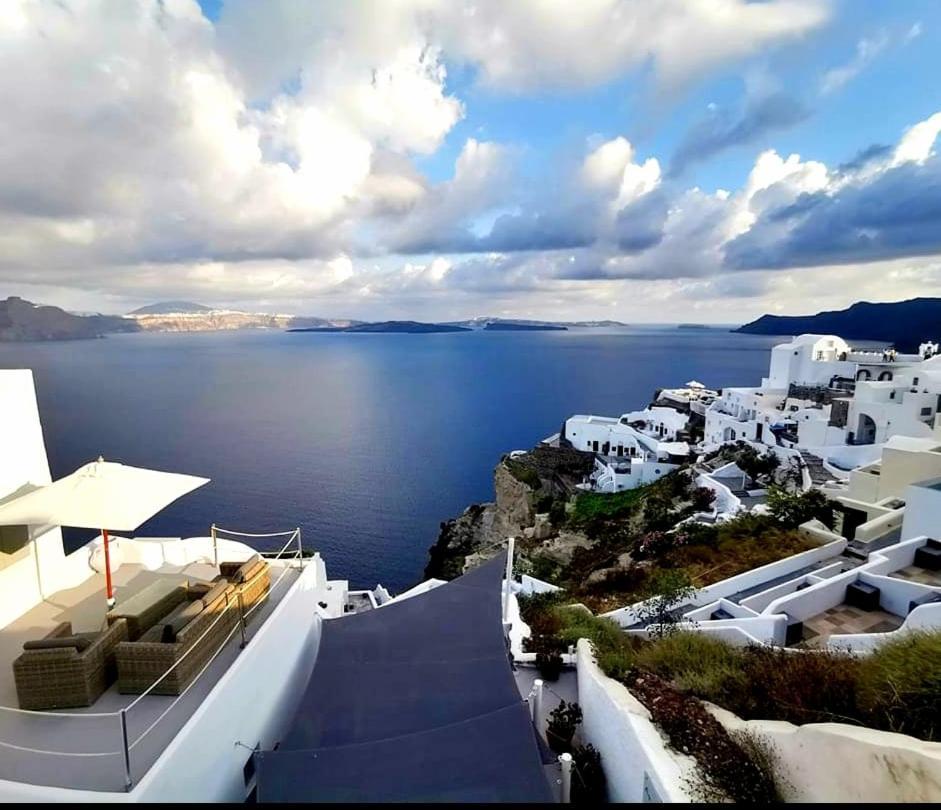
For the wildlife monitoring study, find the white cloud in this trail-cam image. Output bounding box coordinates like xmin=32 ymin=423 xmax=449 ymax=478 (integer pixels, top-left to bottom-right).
xmin=819 ymin=33 xmax=889 ymax=95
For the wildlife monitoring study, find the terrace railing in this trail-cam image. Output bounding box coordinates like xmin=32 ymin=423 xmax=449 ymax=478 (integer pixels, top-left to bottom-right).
xmin=0 ymin=527 xmax=306 ymax=794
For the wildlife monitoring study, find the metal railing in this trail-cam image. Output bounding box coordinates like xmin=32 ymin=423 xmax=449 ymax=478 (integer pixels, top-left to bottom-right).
xmin=0 ymin=526 xmax=307 ymax=793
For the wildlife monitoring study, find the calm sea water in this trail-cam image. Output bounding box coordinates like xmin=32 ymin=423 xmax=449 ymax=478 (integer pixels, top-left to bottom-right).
xmin=0 ymin=327 xmax=780 ymax=590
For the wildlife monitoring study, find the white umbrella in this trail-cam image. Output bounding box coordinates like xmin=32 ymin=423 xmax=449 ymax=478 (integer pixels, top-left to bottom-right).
xmin=0 ymin=458 xmax=209 ymax=606
xmin=685 ymin=380 xmax=706 ymax=389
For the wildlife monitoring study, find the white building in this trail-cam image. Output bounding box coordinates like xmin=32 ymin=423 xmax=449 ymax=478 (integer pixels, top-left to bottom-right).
xmin=563 ymin=411 xmax=690 ymax=492
xmin=705 ymin=334 xmax=941 ymax=468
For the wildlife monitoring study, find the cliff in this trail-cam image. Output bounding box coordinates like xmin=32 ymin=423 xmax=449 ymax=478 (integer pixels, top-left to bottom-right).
xmin=735 ymin=297 xmax=941 ymax=352
xmin=0 ymin=296 xmax=139 ymax=342
xmin=130 ymin=311 xmax=359 ymax=332
xmin=423 ymin=444 xmax=595 ymax=579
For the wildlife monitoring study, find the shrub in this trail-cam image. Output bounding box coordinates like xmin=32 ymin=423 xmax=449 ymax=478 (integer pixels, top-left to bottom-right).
xmin=505 ymin=457 xmax=542 ymax=489
xmin=636 ymin=631 xmax=744 ymax=701
xmin=766 ymin=486 xmax=836 ymax=529
xmin=691 ymin=486 xmax=717 ymax=512
xmin=633 ymin=570 xmax=695 ymax=637
xmin=536 ymin=649 xmax=564 ymax=681
xmin=857 ymin=631 xmax=941 ymax=740
xmin=571 ymin=744 xmax=607 ymax=803
xmin=570 ymin=487 xmax=645 ymax=525
xmin=735 ymin=445 xmax=780 ymax=485
xmin=546 ymin=700 xmax=582 ymax=754
xmin=730 ymin=646 xmax=862 ymax=725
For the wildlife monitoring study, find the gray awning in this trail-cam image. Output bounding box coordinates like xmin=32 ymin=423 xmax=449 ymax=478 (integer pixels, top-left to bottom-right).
xmin=256 ymin=554 xmax=554 ymax=803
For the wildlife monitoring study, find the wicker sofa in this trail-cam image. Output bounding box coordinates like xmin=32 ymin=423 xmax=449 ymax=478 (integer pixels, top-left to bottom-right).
xmin=218 ymin=554 xmax=271 ymax=623
xmin=13 ymin=618 xmax=129 ymax=710
xmin=115 ymin=580 xmax=238 ymax=696
xmin=107 ymin=579 xmax=189 ymax=640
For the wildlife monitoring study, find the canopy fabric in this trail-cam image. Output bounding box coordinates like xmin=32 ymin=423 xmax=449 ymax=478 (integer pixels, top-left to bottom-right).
xmin=256 ymin=553 xmax=554 ymax=803
xmin=685 ymin=379 xmax=706 ymax=389
xmin=0 ymin=458 xmax=209 ymax=531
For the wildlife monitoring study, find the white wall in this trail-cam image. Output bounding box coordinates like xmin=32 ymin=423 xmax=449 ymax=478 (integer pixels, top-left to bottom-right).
xmin=707 ymin=704 xmax=941 ymax=802
xmin=576 ymin=640 xmax=695 ymax=803
xmin=901 ymin=481 xmax=941 ymax=540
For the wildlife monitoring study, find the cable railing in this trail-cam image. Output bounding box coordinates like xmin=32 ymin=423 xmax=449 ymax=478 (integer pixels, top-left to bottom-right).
xmin=0 ymin=526 xmax=307 ymax=793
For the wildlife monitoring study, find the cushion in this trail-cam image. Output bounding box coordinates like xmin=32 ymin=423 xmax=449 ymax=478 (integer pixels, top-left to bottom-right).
xmin=239 ymin=559 xmax=267 ymax=584
xmin=158 ymin=599 xmax=205 ymax=643
xmin=24 ymin=635 xmax=92 ymax=652
xmin=232 ymin=554 xmax=262 ymax=584
xmin=200 ymin=581 xmax=232 ymax=610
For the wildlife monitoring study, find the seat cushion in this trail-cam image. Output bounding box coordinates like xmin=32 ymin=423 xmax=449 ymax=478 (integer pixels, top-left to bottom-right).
xmin=158 ymin=599 xmax=205 ymax=642
xmin=200 ymin=581 xmax=232 ymax=610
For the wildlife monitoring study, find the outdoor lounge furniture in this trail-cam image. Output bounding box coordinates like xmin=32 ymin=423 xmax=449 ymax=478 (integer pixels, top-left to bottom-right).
xmin=107 ymin=578 xmax=189 ymax=640
xmin=218 ymin=554 xmax=271 ymax=623
xmin=13 ymin=618 xmax=129 ymax=710
xmin=845 ymin=580 xmax=881 ymax=611
xmin=115 ymin=580 xmax=238 ymax=696
xmin=908 ymin=591 xmax=941 ymax=614
xmin=914 ymin=540 xmax=941 ymax=571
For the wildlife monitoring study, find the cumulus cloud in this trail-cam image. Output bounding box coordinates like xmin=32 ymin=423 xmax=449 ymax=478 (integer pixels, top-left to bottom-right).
xmin=4 ymin=0 xmax=941 ymax=323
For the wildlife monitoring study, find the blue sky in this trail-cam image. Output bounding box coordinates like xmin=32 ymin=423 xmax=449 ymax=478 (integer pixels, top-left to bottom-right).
xmin=3 ymin=1 xmax=941 ymax=321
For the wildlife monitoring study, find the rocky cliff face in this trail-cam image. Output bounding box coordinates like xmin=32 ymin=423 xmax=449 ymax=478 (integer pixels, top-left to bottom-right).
xmin=423 ymin=444 xmax=594 ymax=580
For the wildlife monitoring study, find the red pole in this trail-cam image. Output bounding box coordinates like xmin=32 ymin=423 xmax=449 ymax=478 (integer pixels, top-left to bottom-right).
xmin=102 ymin=528 xmax=114 ymax=606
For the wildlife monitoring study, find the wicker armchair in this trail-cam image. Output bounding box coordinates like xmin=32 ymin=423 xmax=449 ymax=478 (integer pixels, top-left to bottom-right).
xmin=219 ymin=555 xmax=271 ymax=623
xmin=13 ymin=618 xmax=129 ymax=710
xmin=115 ymin=581 xmax=238 ymax=696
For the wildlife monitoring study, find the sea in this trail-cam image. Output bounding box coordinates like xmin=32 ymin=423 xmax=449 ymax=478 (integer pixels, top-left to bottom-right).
xmin=0 ymin=326 xmax=781 ymax=590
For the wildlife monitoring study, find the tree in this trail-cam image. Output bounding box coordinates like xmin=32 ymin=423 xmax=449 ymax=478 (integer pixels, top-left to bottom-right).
xmin=735 ymin=445 xmax=780 ymax=485
xmin=766 ymin=486 xmax=835 ymax=529
xmin=636 ymin=570 xmax=695 ymax=637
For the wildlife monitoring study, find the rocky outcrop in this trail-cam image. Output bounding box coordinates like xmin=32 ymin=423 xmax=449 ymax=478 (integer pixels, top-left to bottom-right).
xmin=423 ymin=444 xmax=594 ymax=580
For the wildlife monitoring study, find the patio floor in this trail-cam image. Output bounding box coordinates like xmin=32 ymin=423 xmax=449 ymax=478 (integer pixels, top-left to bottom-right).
xmin=890 ymin=564 xmax=941 ymax=588
xmin=797 ymin=604 xmax=903 ymax=648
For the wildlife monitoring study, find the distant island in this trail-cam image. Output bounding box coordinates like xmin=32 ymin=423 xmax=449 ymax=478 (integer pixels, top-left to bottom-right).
xmin=0 ymin=296 xmax=138 ymax=342
xmin=289 ymin=321 xmax=471 ymax=334
xmin=448 ymin=317 xmax=625 ymax=330
xmin=482 ymin=322 xmax=566 ymax=331
xmin=735 ymin=297 xmax=941 ymax=353
xmin=0 ymin=296 xmax=628 ymax=342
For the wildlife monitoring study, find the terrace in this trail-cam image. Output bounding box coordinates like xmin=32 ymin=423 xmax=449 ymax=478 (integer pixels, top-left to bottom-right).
xmin=0 ymin=531 xmax=312 ymax=793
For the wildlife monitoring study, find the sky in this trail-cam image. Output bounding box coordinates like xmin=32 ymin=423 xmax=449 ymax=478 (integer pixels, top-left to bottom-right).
xmin=2 ymin=0 xmax=941 ymax=323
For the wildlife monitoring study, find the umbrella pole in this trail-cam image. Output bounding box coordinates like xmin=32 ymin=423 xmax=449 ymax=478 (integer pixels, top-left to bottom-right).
xmin=103 ymin=528 xmax=115 ymax=608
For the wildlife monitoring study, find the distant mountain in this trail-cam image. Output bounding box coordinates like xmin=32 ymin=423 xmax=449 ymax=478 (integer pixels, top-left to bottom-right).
xmin=483 ymin=322 xmax=567 ymax=332
xmin=447 ymin=317 xmax=627 ymax=329
xmin=0 ymin=296 xmax=138 ymax=342
xmin=735 ymin=297 xmax=941 ymax=352
xmin=129 ymin=301 xmax=212 ymax=315
xmin=290 ymin=320 xmax=471 ymax=334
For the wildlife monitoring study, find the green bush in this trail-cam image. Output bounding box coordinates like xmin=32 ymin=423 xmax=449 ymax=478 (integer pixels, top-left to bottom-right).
xmin=858 ymin=631 xmax=941 ymax=740
xmin=546 ymin=700 xmax=582 ymax=754
xmin=569 ymin=487 xmax=645 ymax=525
xmin=635 ymin=631 xmax=744 ymax=699
xmin=766 ymin=486 xmax=836 ymax=529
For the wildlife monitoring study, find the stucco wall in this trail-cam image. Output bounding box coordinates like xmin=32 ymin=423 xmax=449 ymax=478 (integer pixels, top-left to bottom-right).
xmin=707 ymin=705 xmax=941 ymax=802
xmin=576 ymin=639 xmax=695 ymax=803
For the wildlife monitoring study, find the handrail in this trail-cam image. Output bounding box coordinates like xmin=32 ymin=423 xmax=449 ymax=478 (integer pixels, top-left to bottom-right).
xmin=212 ymin=526 xmax=299 ymax=539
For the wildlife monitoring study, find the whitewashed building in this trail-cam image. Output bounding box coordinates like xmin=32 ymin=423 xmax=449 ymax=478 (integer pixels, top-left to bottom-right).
xmin=705 ymin=334 xmax=941 ymax=469
xmin=563 ymin=411 xmax=691 ymax=492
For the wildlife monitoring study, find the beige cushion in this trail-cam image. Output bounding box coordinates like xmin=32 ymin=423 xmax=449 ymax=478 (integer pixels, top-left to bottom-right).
xmin=158 ymin=599 xmax=205 ymax=643
xmin=200 ymin=581 xmax=231 ymax=609
xmin=232 ymin=554 xmax=262 ymax=583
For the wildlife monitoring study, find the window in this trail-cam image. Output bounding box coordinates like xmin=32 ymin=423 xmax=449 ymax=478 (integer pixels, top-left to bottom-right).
xmin=921 ymin=407 xmax=933 ymax=417
xmin=914 ymin=377 xmax=920 ymax=385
